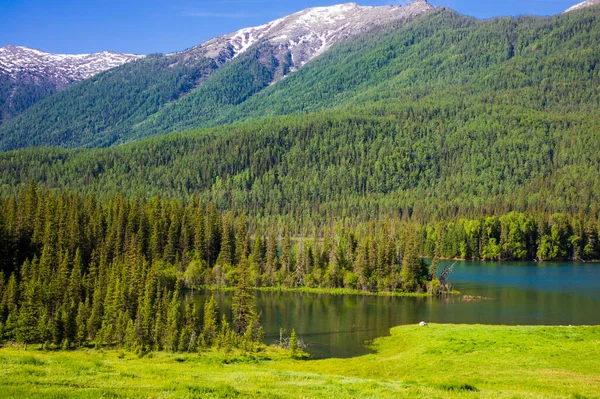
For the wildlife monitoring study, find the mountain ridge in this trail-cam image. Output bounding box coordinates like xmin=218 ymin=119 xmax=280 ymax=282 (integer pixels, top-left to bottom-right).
xmin=565 ymin=0 xmax=600 ymax=13
xmin=0 ymin=45 xmax=143 ymax=85
xmin=0 ymin=45 xmax=143 ymax=124
xmin=0 ymin=1 xmax=436 ymax=149
xmin=179 ymin=1 xmax=434 ymax=76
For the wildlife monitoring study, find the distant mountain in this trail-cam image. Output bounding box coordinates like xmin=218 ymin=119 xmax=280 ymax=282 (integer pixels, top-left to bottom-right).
xmin=565 ymin=0 xmax=600 ymax=12
xmin=183 ymin=1 xmax=434 ymax=77
xmin=0 ymin=45 xmax=143 ymax=124
xmin=0 ymin=1 xmax=434 ymax=150
xmin=2 ymin=6 xmax=600 ymax=223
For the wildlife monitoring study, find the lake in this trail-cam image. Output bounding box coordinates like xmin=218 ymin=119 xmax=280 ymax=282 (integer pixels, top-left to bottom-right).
xmin=188 ymin=261 xmax=600 ymax=358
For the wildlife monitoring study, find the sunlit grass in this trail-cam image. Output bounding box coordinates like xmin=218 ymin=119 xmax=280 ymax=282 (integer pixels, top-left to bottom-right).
xmin=1 ymin=324 xmax=599 ymax=398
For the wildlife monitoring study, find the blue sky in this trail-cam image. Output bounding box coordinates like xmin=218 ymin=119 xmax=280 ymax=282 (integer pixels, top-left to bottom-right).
xmin=0 ymin=0 xmax=583 ymax=55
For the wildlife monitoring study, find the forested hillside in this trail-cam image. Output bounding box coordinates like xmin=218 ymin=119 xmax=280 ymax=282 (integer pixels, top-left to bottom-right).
xmin=1 ymin=102 xmax=598 ymax=224
xmin=0 ymin=8 xmax=598 ymax=240
xmin=0 ymin=54 xmax=220 ymax=149
xmin=0 ymin=73 xmax=57 ymax=125
xmin=1 ymin=4 xmax=600 ymax=357
xmin=1 ymin=7 xmax=599 ymax=149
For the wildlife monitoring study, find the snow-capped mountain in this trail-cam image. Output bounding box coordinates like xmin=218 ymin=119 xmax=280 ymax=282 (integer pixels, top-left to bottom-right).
xmin=179 ymin=0 xmax=434 ymax=73
xmin=0 ymin=45 xmax=144 ymax=124
xmin=0 ymin=45 xmax=144 ymax=88
xmin=565 ymin=0 xmax=600 ymax=12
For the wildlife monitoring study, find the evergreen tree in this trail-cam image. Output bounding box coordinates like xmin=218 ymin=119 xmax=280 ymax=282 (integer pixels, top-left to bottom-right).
xmin=231 ymin=257 xmax=256 ymax=334
xmin=201 ymin=295 xmax=219 ymax=348
xmin=400 ymin=228 xmax=428 ymax=292
xmin=280 ymin=227 xmax=292 ymax=286
xmin=165 ymin=285 xmax=181 ymax=352
xmin=17 ymin=280 xmax=41 ymax=349
xmin=289 ymin=328 xmax=298 ymax=359
xmin=178 ymin=302 xmax=198 ymax=352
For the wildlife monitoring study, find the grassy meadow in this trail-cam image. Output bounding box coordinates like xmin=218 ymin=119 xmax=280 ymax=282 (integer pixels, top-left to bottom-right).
xmin=1 ymin=324 xmax=599 ymax=398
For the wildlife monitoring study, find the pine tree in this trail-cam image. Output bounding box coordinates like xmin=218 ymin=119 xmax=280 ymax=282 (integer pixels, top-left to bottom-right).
xmin=75 ymin=300 xmax=89 ymax=347
xmin=400 ymin=228 xmax=428 ymax=292
xmin=289 ymin=328 xmax=298 ymax=359
xmin=17 ymin=280 xmax=41 ymax=350
xmin=264 ymin=229 xmax=278 ymax=286
xmin=235 ymin=213 xmax=248 ymax=265
xmin=165 ymin=285 xmax=181 ymax=352
xmin=178 ymin=302 xmax=198 ymax=352
xmin=163 ymin=211 xmax=181 ymax=265
xmin=326 ymin=246 xmax=340 ymax=288
xmin=67 ymin=248 xmax=83 ymax=306
xmin=231 ymin=257 xmax=256 ymax=334
xmin=201 ymin=295 xmax=219 ymax=348
xmin=193 ymin=204 xmax=206 ymax=260
xmin=219 ymin=214 xmax=234 ymax=266
xmin=280 ymin=227 xmax=292 ymax=286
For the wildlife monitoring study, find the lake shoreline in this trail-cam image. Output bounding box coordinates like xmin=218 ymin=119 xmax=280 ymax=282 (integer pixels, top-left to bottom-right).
xmin=1 ymin=324 xmax=598 ymax=398
xmin=198 ymin=285 xmax=461 ymax=298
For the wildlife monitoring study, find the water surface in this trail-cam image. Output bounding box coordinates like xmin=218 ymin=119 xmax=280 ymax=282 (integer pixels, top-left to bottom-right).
xmin=189 ymin=261 xmax=600 ymax=358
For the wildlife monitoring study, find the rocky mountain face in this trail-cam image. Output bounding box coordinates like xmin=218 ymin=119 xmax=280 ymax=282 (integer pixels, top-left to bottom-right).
xmin=0 ymin=45 xmax=143 ymax=123
xmin=565 ymin=0 xmax=600 ymax=12
xmin=0 ymin=2 xmax=433 ymax=126
xmin=0 ymin=0 xmax=438 ymax=148
xmin=0 ymin=45 xmax=143 ymax=87
xmin=179 ymin=0 xmax=434 ymax=77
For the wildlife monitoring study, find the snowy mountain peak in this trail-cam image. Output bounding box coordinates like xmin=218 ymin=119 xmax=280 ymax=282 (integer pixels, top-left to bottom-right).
xmin=564 ymin=0 xmax=600 ymax=13
xmin=182 ymin=1 xmax=434 ymax=72
xmin=0 ymin=45 xmax=144 ymax=87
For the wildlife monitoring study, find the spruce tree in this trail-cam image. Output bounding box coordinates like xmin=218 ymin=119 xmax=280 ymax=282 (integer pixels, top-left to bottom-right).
xmin=289 ymin=328 xmax=298 ymax=359
xmin=165 ymin=285 xmax=181 ymax=352
xmin=17 ymin=280 xmax=40 ymax=350
xmin=231 ymin=257 xmax=256 ymax=334
xmin=280 ymin=227 xmax=292 ymax=286
xmin=400 ymin=228 xmax=428 ymax=292
xmin=178 ymin=302 xmax=198 ymax=353
xmin=201 ymin=295 xmax=219 ymax=348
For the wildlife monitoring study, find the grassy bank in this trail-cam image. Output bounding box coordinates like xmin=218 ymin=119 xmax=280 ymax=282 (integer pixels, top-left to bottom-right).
xmin=1 ymin=324 xmax=599 ymax=398
xmin=204 ymin=285 xmax=456 ymax=298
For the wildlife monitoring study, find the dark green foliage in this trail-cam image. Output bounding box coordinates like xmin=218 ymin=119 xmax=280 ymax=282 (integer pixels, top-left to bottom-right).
xmin=2 ymin=7 xmax=600 ymax=151
xmin=401 ymin=228 xmax=428 ymax=293
xmin=2 ymin=7 xmax=600 ymax=351
xmin=0 ymin=187 xmax=273 ymax=351
xmin=0 ymin=41 xmax=291 ymax=150
xmin=201 ymin=295 xmax=219 ymax=348
xmin=231 ymin=257 xmax=256 ymax=334
xmin=0 ymin=72 xmax=58 ymax=125
xmin=0 ymin=186 xmax=597 ymax=350
xmin=1 ymin=10 xmax=600 ymax=224
xmin=0 ymin=55 xmax=218 ymax=149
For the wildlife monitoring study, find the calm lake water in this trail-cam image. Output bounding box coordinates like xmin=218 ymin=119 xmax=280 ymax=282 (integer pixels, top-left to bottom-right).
xmin=188 ymin=261 xmax=600 ymax=359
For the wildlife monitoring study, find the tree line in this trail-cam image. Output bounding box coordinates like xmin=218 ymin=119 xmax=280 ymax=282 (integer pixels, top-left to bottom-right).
xmin=0 ymin=185 xmax=598 ymax=350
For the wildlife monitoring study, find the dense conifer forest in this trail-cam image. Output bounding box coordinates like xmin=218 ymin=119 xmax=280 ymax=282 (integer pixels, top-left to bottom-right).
xmin=0 ymin=185 xmax=598 ymax=349
xmin=1 ymin=8 xmax=600 ymax=149
xmin=1 ymin=5 xmax=600 ymax=354
xmin=1 ymin=106 xmax=598 ymax=224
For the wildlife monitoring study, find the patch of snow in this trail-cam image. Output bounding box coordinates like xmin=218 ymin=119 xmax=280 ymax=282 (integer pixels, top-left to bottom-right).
xmin=0 ymin=45 xmax=144 ymax=83
xmin=564 ymin=0 xmax=600 ymax=12
xmin=185 ymin=1 xmax=434 ymax=68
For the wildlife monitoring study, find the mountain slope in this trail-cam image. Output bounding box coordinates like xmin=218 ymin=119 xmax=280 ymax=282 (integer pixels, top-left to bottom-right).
xmin=0 ymin=45 xmax=142 ymax=124
xmin=0 ymin=1 xmax=434 ymax=150
xmin=183 ymin=1 xmax=433 ymax=73
xmin=565 ymin=0 xmax=600 ymax=12
xmin=129 ymin=5 xmax=600 ymax=138
xmin=1 ymin=8 xmax=599 ymax=223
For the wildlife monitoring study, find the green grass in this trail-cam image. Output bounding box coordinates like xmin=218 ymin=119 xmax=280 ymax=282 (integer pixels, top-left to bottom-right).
xmin=1 ymin=324 xmax=599 ymax=398
xmin=205 ymin=285 xmax=446 ymax=298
